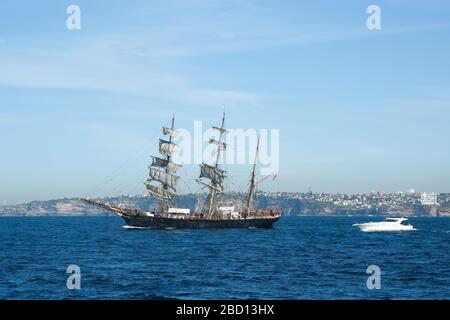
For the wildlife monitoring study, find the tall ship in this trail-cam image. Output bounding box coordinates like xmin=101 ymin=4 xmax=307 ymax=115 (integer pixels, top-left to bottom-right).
xmin=83 ymin=113 xmax=280 ymax=229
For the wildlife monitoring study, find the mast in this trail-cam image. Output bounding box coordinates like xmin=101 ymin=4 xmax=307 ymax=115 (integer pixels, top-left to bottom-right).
xmin=146 ymin=115 xmax=181 ymax=212
xmin=197 ymin=113 xmax=227 ymax=218
xmin=246 ymin=135 xmax=260 ymax=217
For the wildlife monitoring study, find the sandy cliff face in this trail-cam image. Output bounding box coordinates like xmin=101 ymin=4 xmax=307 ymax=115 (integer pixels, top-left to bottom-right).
xmin=438 ymin=210 xmax=450 ymax=217
xmin=0 ymin=199 xmax=109 ymax=216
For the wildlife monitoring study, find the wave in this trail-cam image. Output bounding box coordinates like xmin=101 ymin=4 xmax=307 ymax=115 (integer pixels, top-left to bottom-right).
xmin=123 ymin=225 xmax=177 ymax=230
xmin=122 ymin=225 xmax=154 ymax=230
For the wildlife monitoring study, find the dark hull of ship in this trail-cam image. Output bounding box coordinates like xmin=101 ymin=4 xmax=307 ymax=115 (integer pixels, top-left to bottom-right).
xmin=122 ymin=215 xmax=280 ymax=229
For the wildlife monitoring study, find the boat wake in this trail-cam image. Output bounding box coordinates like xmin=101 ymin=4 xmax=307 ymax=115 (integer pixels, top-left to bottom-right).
xmin=359 ymin=228 xmax=417 ymax=233
xmin=122 ymin=225 xmax=154 ymax=230
xmin=123 ymin=225 xmax=178 ymax=230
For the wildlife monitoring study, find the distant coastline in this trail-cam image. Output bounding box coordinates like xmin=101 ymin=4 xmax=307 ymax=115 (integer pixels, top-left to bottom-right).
xmin=1 ymin=192 xmax=449 ymax=217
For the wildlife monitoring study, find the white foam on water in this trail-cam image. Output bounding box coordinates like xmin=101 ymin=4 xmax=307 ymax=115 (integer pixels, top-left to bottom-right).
xmin=361 ymin=229 xmax=418 ymax=233
xmin=122 ymin=225 xmax=153 ymax=230
xmin=122 ymin=225 xmax=178 ymax=230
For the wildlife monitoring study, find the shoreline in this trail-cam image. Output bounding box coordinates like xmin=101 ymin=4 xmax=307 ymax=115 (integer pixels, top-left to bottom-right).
xmin=1 ymin=214 xmax=449 ymax=218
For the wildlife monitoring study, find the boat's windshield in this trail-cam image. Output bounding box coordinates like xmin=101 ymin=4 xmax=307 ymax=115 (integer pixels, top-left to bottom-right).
xmin=400 ymin=220 xmax=409 ymax=225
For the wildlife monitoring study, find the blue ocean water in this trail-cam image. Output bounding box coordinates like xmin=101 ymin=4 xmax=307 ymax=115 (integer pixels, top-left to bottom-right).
xmin=0 ymin=216 xmax=449 ymax=300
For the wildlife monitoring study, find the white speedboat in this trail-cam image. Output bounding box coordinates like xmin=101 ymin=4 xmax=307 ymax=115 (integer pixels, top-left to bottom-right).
xmin=353 ymin=217 xmax=415 ymax=232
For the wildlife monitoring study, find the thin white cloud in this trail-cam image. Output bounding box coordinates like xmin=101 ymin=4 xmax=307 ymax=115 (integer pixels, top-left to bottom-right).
xmin=1 ymin=0 xmax=449 ymax=108
xmin=0 ymin=42 xmax=263 ymax=108
xmin=122 ymin=0 xmax=450 ymax=58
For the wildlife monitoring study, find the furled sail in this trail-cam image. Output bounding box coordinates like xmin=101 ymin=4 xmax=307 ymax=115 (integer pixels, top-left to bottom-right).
xmin=212 ymin=126 xmax=229 ymax=134
xmin=196 ymin=112 xmax=227 ymax=216
xmin=163 ymin=127 xmax=178 ymax=138
xmin=146 ymin=115 xmax=181 ymax=204
xmin=209 ymin=138 xmax=227 ymax=150
xmin=149 ymin=168 xmax=179 ymax=191
xmin=159 ymin=139 xmax=177 ymax=156
xmin=146 ymin=184 xmax=175 ymax=200
xmin=199 ymin=163 xmax=225 ymax=189
xmin=151 ymin=156 xmax=180 ymax=172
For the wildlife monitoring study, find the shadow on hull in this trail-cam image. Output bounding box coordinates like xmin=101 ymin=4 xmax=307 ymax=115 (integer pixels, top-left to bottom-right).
xmin=122 ymin=215 xmax=280 ymax=229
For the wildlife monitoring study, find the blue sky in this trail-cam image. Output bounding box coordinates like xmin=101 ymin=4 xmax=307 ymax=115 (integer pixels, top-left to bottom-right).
xmin=1 ymin=0 xmax=450 ymax=204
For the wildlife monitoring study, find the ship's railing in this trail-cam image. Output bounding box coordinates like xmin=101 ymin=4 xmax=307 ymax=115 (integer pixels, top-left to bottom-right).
xmin=250 ymin=208 xmax=281 ymax=218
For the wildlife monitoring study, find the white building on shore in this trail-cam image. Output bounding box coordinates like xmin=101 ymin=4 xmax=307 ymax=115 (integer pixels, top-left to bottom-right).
xmin=420 ymin=192 xmax=438 ymax=206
